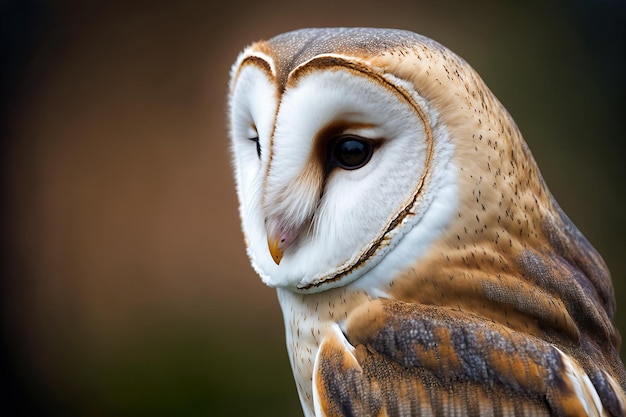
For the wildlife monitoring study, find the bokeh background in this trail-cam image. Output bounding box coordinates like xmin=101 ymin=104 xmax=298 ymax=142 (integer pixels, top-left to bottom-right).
xmin=1 ymin=0 xmax=624 ymax=416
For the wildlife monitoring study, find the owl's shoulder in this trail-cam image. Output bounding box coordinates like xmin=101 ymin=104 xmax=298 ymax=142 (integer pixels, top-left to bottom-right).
xmin=312 ymin=298 xmax=626 ymax=416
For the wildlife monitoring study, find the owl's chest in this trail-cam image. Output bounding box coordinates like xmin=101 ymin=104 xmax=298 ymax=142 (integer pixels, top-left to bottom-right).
xmin=276 ymin=288 xmax=367 ymax=416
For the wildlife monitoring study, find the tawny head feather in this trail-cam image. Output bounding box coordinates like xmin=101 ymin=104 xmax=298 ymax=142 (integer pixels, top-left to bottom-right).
xmin=230 ymin=28 xmax=459 ymax=293
xmin=229 ymin=28 xmax=560 ymax=294
xmin=228 ymin=28 xmax=616 ymax=327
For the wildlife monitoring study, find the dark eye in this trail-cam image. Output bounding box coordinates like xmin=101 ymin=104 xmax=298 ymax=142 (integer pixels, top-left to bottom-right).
xmin=329 ymin=135 xmax=373 ymax=170
xmin=249 ymin=137 xmax=261 ymax=159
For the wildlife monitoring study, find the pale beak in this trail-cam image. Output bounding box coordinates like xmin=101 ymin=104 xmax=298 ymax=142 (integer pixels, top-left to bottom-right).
xmin=267 ymin=235 xmax=284 ymax=265
xmin=265 ymin=219 xmax=297 ymax=265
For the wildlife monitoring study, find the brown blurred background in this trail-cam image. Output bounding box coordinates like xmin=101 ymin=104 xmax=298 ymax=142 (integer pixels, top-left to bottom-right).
xmin=1 ymin=0 xmax=624 ymax=416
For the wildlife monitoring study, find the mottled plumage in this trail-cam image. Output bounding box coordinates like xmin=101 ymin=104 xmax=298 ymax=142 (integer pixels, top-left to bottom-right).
xmin=228 ymin=28 xmax=626 ymax=416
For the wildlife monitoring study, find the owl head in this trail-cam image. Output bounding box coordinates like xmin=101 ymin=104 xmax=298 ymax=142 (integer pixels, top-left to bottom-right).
xmin=228 ymin=28 xmax=557 ymax=295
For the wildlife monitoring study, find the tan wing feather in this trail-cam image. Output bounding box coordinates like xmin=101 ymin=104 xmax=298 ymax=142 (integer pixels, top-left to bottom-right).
xmin=313 ymin=298 xmax=624 ymax=416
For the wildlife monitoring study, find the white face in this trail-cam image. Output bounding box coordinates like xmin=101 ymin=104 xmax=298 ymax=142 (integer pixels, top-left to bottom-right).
xmin=229 ymin=54 xmax=447 ymax=293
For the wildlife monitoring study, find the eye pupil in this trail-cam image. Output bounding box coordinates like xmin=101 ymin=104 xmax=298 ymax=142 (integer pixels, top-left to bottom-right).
xmin=249 ymin=137 xmax=261 ymax=159
xmin=331 ymin=136 xmax=373 ymax=170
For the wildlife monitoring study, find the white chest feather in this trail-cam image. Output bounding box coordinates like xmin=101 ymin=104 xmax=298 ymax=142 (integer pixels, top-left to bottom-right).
xmin=276 ymin=288 xmax=345 ymax=415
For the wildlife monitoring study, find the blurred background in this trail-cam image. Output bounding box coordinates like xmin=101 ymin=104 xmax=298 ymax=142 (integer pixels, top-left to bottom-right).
xmin=1 ymin=0 xmax=624 ymax=416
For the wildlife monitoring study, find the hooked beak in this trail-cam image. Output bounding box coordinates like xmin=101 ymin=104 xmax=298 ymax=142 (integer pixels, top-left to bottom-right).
xmin=266 ymin=219 xmax=297 ymax=265
xmin=267 ymin=235 xmax=284 ymax=265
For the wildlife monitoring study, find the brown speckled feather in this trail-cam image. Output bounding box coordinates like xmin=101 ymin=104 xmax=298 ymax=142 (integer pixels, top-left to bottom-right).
xmin=315 ymin=297 xmax=623 ymax=416
xmin=230 ymin=28 xmax=626 ymax=417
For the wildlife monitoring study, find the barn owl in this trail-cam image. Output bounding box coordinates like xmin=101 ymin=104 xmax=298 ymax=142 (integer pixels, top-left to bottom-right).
xmin=227 ymin=28 xmax=626 ymax=416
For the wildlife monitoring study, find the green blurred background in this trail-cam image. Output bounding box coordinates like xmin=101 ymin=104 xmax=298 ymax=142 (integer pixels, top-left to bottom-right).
xmin=1 ymin=0 xmax=624 ymax=416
